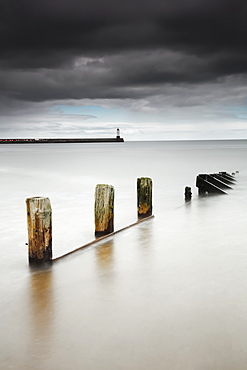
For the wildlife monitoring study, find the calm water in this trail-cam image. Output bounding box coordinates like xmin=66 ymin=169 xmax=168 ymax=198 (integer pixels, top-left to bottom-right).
xmin=1 ymin=140 xmax=247 ymax=369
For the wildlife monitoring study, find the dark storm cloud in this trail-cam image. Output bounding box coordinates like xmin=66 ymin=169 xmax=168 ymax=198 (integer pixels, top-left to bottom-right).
xmin=0 ymin=0 xmax=247 ymax=102
xmin=2 ymin=0 xmax=246 ymax=55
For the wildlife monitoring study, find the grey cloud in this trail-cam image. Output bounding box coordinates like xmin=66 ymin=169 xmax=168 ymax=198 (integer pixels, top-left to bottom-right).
xmin=1 ymin=49 xmax=247 ymax=104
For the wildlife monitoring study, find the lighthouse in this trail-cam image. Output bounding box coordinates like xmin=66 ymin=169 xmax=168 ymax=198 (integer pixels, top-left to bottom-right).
xmin=116 ymin=128 xmax=120 ymax=139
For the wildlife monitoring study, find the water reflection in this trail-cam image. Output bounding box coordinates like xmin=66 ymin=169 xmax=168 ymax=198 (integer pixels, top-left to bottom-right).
xmin=95 ymin=239 xmax=116 ymax=301
xmin=29 ymin=267 xmax=54 ymax=363
xmin=137 ymin=220 xmax=154 ymax=250
xmin=96 ymin=240 xmax=114 ymax=271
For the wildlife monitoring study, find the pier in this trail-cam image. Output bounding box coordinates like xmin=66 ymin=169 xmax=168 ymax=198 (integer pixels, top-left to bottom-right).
xmin=0 ymin=129 xmax=124 ymax=144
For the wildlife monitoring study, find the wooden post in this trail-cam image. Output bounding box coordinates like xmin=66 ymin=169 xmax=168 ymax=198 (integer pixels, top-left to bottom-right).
xmin=26 ymin=197 xmax=52 ymax=265
xmin=94 ymin=184 xmax=114 ymax=238
xmin=184 ymin=186 xmax=192 ymax=201
xmin=137 ymin=177 xmax=152 ymax=219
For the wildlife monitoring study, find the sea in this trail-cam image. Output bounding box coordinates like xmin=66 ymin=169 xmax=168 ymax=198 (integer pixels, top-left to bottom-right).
xmin=0 ymin=140 xmax=247 ymax=370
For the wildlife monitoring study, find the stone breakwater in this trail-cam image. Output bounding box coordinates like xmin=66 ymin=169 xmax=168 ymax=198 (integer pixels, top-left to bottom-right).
xmin=0 ymin=137 xmax=124 ymax=144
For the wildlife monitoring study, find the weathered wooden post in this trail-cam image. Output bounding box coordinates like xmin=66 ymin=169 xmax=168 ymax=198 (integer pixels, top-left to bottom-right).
xmin=94 ymin=184 xmax=114 ymax=238
xmin=184 ymin=186 xmax=192 ymax=201
xmin=26 ymin=197 xmax=52 ymax=265
xmin=137 ymin=177 xmax=152 ymax=219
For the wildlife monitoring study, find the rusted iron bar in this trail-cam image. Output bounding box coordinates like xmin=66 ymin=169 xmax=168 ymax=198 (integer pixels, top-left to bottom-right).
xmin=53 ymin=215 xmax=155 ymax=262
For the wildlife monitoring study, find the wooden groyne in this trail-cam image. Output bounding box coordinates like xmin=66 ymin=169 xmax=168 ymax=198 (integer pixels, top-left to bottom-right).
xmin=94 ymin=184 xmax=115 ymax=237
xmin=25 ymin=171 xmax=238 ymax=266
xmin=137 ymin=177 xmax=153 ymax=219
xmin=184 ymin=186 xmax=192 ymax=201
xmin=26 ymin=177 xmax=153 ymax=266
xmin=26 ymin=197 xmax=52 ymax=265
xmin=196 ymin=172 xmax=236 ymax=195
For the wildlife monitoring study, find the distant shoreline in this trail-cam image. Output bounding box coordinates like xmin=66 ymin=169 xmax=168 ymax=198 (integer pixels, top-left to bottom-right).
xmin=0 ymin=137 xmax=124 ymax=144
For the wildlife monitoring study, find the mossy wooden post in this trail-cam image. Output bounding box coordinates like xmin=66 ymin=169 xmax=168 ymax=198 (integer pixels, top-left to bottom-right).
xmin=137 ymin=177 xmax=152 ymax=219
xmin=26 ymin=197 xmax=52 ymax=265
xmin=95 ymin=184 xmax=114 ymax=238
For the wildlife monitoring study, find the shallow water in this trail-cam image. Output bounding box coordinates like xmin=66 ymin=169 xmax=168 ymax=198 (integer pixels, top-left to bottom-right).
xmin=1 ymin=140 xmax=247 ymax=369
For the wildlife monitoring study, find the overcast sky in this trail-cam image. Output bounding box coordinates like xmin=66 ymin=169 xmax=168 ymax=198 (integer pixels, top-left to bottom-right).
xmin=0 ymin=0 xmax=247 ymax=140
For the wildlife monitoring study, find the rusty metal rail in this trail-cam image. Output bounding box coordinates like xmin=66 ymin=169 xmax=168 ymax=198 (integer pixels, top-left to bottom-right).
xmin=53 ymin=215 xmax=155 ymax=262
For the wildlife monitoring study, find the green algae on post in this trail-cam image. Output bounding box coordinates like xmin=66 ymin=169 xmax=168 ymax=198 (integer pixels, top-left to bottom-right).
xmin=137 ymin=177 xmax=152 ymax=219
